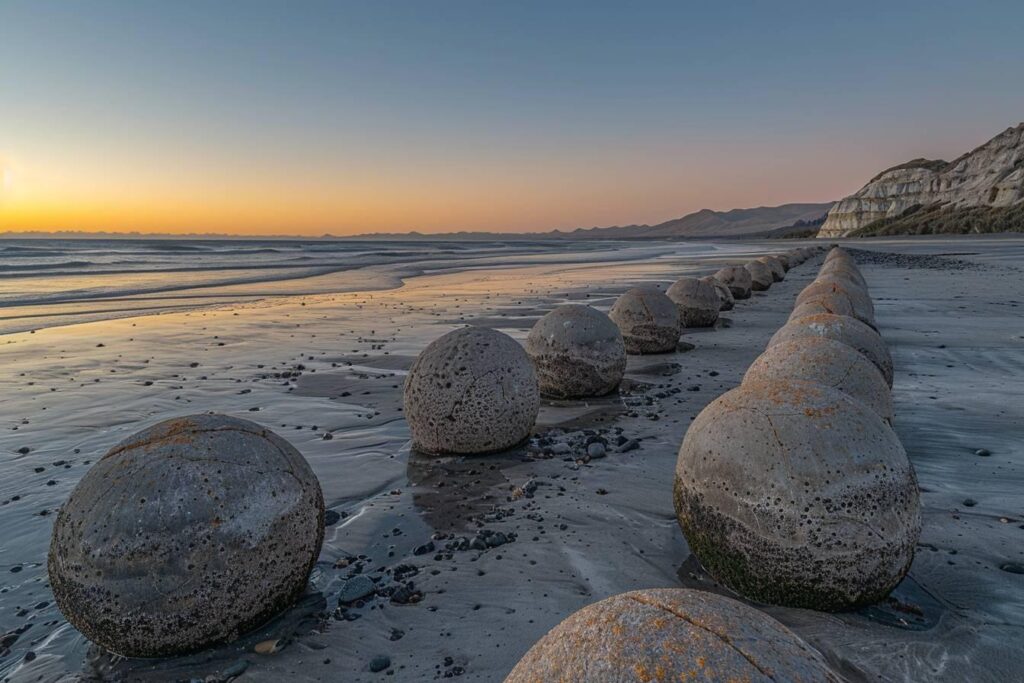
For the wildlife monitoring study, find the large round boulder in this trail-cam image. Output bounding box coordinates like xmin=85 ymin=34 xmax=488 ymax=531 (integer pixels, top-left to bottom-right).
xmin=818 ymin=261 xmax=868 ymax=289
xmin=505 ymin=588 xmax=842 ymax=683
xmin=770 ymin=313 xmax=893 ymax=386
xmin=667 ymin=276 xmax=720 ymax=327
xmin=404 ymin=327 xmax=539 ymax=454
xmin=744 ymin=337 xmax=893 ymax=423
xmin=526 ymin=304 xmax=626 ymax=398
xmin=674 ymin=380 xmax=920 ymax=611
xmin=824 ymin=247 xmax=852 ymax=263
xmin=797 ymin=280 xmax=875 ymax=327
xmin=745 ymin=260 xmax=774 ymax=291
xmin=776 ymin=253 xmax=792 ymax=271
xmin=788 ymin=295 xmax=856 ymax=322
xmin=48 ymin=414 xmax=325 ymax=657
xmin=714 ymin=265 xmax=753 ymax=299
xmin=608 ymin=287 xmax=681 ymax=354
xmin=757 ymin=255 xmax=786 ymax=282
xmin=702 ymin=275 xmax=735 ymax=312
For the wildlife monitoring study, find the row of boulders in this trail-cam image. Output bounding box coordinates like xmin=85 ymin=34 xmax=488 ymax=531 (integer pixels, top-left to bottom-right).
xmin=502 ymin=247 xmax=872 ymax=682
xmin=404 ymin=247 xmax=822 ymax=455
xmin=675 ymin=247 xmax=922 ymax=613
xmin=502 ymin=247 xmax=927 ymax=682
xmin=43 ymin=245 xmax=825 ymax=662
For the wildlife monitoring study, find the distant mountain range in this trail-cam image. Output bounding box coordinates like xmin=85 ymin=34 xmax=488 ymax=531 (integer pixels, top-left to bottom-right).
xmin=819 ymin=122 xmax=1024 ymax=237
xmin=341 ymin=202 xmax=834 ymax=241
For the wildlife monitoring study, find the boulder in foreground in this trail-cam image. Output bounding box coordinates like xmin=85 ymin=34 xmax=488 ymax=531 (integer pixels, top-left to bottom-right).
xmin=49 ymin=414 xmax=325 ymax=657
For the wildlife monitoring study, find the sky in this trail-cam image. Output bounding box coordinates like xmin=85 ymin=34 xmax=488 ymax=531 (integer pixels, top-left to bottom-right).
xmin=1 ymin=1 xmax=1023 ymax=236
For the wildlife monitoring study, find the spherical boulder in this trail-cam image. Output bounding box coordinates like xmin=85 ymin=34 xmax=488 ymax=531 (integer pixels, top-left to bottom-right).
xmin=757 ymin=255 xmax=786 ymax=282
xmin=526 ymin=304 xmax=626 ymax=398
xmin=797 ymin=280 xmax=875 ymax=327
xmin=744 ymin=337 xmax=894 ymax=423
xmin=404 ymin=326 xmax=539 ymax=454
xmin=745 ymin=259 xmax=774 ymax=291
xmin=608 ymin=287 xmax=681 ymax=354
xmin=667 ymin=276 xmax=720 ymax=327
xmin=505 ymin=588 xmax=842 ymax=683
xmin=769 ymin=313 xmax=893 ymax=387
xmin=702 ymin=275 xmax=735 ymax=312
xmin=823 ymin=246 xmax=856 ymax=262
xmin=714 ymin=265 xmax=752 ymax=299
xmin=818 ymin=261 xmax=867 ymax=289
xmin=776 ymin=253 xmax=792 ymax=271
xmin=788 ymin=295 xmax=856 ymax=322
xmin=674 ymin=380 xmax=920 ymax=611
xmin=48 ymin=414 xmax=325 ymax=657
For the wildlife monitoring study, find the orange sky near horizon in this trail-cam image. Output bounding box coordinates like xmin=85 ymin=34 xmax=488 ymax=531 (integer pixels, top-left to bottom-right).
xmin=0 ymin=138 xmax=858 ymax=237
xmin=3 ymin=3 xmax=1021 ymax=238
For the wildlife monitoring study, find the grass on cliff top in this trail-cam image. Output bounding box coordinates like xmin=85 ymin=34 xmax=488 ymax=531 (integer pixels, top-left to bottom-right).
xmin=843 ymin=202 xmax=1024 ymax=237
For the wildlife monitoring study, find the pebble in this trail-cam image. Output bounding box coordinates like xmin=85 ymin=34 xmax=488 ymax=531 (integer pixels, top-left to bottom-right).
xmin=586 ymin=442 xmax=606 ymax=459
xmin=619 ymin=439 xmax=639 ymax=453
xmin=338 ymin=575 xmax=377 ymax=604
xmin=369 ymin=655 xmax=391 ymax=673
xmin=975 ymin=448 xmax=991 ymax=457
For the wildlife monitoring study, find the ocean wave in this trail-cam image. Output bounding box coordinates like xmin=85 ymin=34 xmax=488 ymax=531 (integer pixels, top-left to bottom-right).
xmin=0 ymin=260 xmax=94 ymax=272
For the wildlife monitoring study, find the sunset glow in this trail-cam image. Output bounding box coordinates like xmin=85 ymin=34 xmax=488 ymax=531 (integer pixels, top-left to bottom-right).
xmin=2 ymin=1 xmax=1023 ymax=236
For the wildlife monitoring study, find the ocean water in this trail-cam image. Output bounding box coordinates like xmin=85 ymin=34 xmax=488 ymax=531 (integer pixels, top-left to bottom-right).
xmin=0 ymin=238 xmax=727 ymax=335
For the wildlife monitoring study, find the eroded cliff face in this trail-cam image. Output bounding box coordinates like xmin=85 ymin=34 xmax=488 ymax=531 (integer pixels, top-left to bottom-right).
xmin=818 ymin=123 xmax=1024 ymax=238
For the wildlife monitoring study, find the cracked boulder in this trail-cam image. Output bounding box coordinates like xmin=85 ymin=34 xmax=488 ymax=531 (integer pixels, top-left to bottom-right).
xmin=714 ymin=265 xmax=753 ymax=299
xmin=674 ymin=380 xmax=920 ymax=611
xmin=48 ymin=414 xmax=325 ymax=657
xmin=744 ymin=259 xmax=774 ymax=291
xmin=667 ymin=276 xmax=720 ymax=327
xmin=769 ymin=313 xmax=893 ymax=386
xmin=505 ymin=588 xmax=842 ymax=682
xmin=744 ymin=337 xmax=893 ymax=423
xmin=702 ymin=274 xmax=735 ymax=311
xmin=404 ymin=326 xmax=540 ymax=454
xmin=608 ymin=287 xmax=681 ymax=354
xmin=526 ymin=304 xmax=626 ymax=398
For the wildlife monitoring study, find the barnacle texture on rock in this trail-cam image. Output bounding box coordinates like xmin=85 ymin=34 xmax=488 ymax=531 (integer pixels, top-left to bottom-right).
xmin=48 ymin=414 xmax=325 ymax=657
xmin=714 ymin=265 xmax=753 ymax=299
xmin=608 ymin=287 xmax=681 ymax=354
xmin=744 ymin=260 xmax=774 ymax=291
xmin=404 ymin=326 xmax=540 ymax=454
xmin=667 ymin=276 xmax=720 ymax=328
xmin=504 ymin=588 xmax=842 ymax=683
xmin=674 ymin=380 xmax=920 ymax=611
xmin=744 ymin=337 xmax=893 ymax=423
xmin=770 ymin=313 xmax=893 ymax=386
xmin=526 ymin=304 xmax=626 ymax=399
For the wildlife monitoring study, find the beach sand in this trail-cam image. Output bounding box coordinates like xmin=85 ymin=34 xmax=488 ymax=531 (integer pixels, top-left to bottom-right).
xmin=1 ymin=236 xmax=1022 ymax=681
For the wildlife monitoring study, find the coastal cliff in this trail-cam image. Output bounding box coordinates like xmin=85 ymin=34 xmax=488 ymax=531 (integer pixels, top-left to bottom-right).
xmin=818 ymin=123 xmax=1024 ymax=238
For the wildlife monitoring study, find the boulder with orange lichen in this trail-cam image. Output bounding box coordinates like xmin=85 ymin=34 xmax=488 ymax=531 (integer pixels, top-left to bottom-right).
xmin=504 ymin=588 xmax=842 ymax=682
xmin=769 ymin=313 xmax=893 ymax=386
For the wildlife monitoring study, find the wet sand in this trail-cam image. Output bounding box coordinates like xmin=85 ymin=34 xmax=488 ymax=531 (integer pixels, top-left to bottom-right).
xmin=1 ymin=236 xmax=1023 ymax=682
